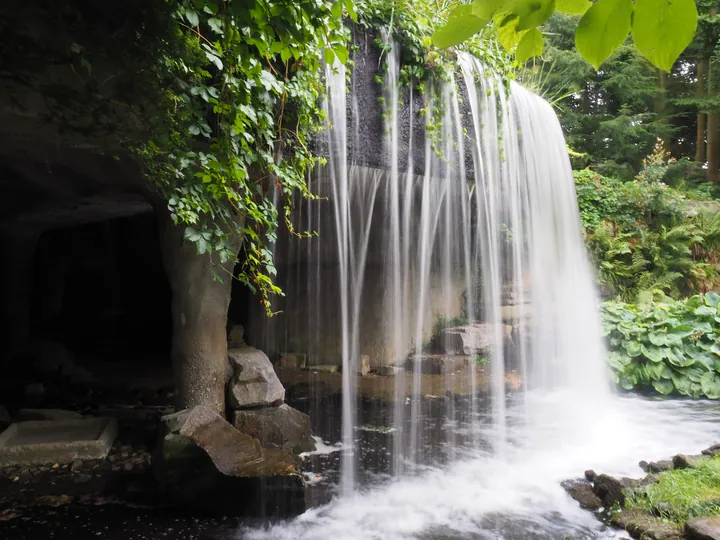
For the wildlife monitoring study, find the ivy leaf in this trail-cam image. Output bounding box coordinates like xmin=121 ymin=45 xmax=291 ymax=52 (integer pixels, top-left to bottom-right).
xmin=185 ymin=9 xmax=199 ymax=27
xmin=575 ymin=0 xmax=633 ymax=70
xmin=496 ymin=14 xmax=526 ymax=51
xmin=556 ymin=0 xmax=592 ymax=15
xmin=323 ymin=48 xmax=336 ymax=65
xmin=516 ymin=27 xmax=543 ymax=62
xmin=512 ymin=0 xmax=556 ymax=31
xmin=631 ymin=0 xmax=698 ymax=73
xmin=431 ymin=4 xmax=490 ymax=49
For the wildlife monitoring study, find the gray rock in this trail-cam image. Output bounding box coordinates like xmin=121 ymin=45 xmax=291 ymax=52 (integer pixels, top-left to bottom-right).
xmin=647 ymin=460 xmax=674 ymax=473
xmin=673 ymin=454 xmax=710 ymax=470
xmin=154 ymin=406 xmax=303 ymax=516
xmin=612 ymin=508 xmax=683 ymax=540
xmin=439 ymin=323 xmax=512 ymax=355
xmin=584 ymin=469 xmax=597 ymax=482
xmin=686 ymin=516 xmax=720 ymax=540
xmin=374 ymin=365 xmax=402 ymax=376
xmin=702 ymin=444 xmax=720 ymax=458
xmin=592 ymin=474 xmax=635 ymax=507
xmin=233 ymin=404 xmax=316 ymax=455
xmin=562 ymin=479 xmax=603 ymax=510
xmin=14 ymin=409 xmax=83 ymax=422
xmin=71 ymin=459 xmax=83 ymax=472
xmin=227 ymin=347 xmax=285 ymax=409
xmin=406 ymin=355 xmax=471 ymax=375
xmin=359 ymin=355 xmax=371 ymax=377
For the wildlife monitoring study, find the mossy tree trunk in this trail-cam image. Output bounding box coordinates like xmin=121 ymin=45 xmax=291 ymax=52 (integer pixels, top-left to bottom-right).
xmin=158 ymin=212 xmax=244 ymax=416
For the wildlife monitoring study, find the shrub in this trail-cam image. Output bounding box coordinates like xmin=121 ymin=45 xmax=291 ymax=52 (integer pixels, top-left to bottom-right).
xmin=601 ymin=293 xmax=720 ymax=399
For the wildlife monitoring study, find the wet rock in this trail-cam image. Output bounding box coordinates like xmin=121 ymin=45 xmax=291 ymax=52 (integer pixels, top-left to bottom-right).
xmin=686 ymin=516 xmax=720 ymax=539
xmin=406 ymin=355 xmax=471 ymax=375
xmin=439 ymin=323 xmax=512 ymax=355
xmin=277 ymin=353 xmax=300 ymax=369
xmin=374 ymin=365 xmax=403 ymax=376
xmin=72 ymin=474 xmax=92 ymax=484
xmin=562 ymin=479 xmax=602 ymax=510
xmin=612 ymin=508 xmax=683 ymax=540
xmin=592 ymin=474 xmax=635 ymax=507
xmin=154 ymin=406 xmax=303 ymax=516
xmin=233 ymin=404 xmax=315 ymax=455
xmin=359 ymin=355 xmax=371 ymax=377
xmin=71 ymin=459 xmax=83 ymax=472
xmin=673 ymin=454 xmax=710 ymax=470
xmin=702 ymin=444 xmax=720 ymax=458
xmin=647 ymin=460 xmax=674 ymax=473
xmin=584 ymin=469 xmax=597 ymax=482
xmin=305 ymin=364 xmax=339 ymax=373
xmin=227 ymin=324 xmax=245 ymax=348
xmin=14 ymin=409 xmax=83 ymax=422
xmin=227 ymin=347 xmax=285 ymax=408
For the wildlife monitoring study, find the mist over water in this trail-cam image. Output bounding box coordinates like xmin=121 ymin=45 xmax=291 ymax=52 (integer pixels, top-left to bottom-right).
xmin=242 ymin=50 xmax=720 ymax=539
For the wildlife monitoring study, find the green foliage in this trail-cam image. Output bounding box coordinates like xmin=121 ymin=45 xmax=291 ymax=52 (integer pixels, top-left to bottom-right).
xmin=625 ymin=455 xmax=720 ymax=523
xmin=431 ymin=0 xmax=699 ymax=72
xmin=601 ymin=292 xmax=720 ymax=399
xmin=575 ymin=143 xmax=719 ymax=300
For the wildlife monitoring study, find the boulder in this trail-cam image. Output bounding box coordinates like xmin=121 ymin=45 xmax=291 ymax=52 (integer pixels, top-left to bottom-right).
xmin=406 ymin=355 xmax=471 ymax=375
xmin=227 ymin=347 xmax=285 ymax=409
xmin=647 ymin=460 xmax=674 ymax=473
xmin=14 ymin=409 xmax=83 ymax=422
xmin=686 ymin=516 xmax=720 ymax=540
xmin=673 ymin=454 xmax=710 ymax=470
xmin=592 ymin=473 xmax=635 ymax=507
xmin=702 ymin=444 xmax=720 ymax=458
xmin=439 ymin=323 xmax=512 ymax=355
xmin=612 ymin=508 xmax=683 ymax=540
xmin=154 ymin=407 xmax=303 ymax=516
xmin=562 ymin=479 xmax=603 ymax=510
xmin=233 ymin=404 xmax=316 ymax=454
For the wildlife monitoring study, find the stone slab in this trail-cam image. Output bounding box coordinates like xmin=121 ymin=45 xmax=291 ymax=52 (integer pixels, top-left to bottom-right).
xmin=0 ymin=417 xmax=117 ymax=466
xmin=686 ymin=516 xmax=720 ymax=540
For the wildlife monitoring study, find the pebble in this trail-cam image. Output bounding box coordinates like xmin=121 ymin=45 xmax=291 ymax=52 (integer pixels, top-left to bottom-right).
xmin=71 ymin=460 xmax=83 ymax=473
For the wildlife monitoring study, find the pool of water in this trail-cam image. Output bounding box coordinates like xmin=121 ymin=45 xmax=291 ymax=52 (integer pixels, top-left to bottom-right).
xmin=243 ymin=392 xmax=720 ymax=540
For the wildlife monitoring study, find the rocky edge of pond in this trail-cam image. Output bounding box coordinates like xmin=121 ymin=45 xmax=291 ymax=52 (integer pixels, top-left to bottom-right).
xmin=563 ymin=443 xmax=720 ymax=540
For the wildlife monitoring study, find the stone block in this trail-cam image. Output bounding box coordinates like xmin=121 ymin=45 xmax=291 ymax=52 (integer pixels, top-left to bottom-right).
xmin=0 ymin=417 xmax=117 ymax=466
xmin=14 ymin=409 xmax=83 ymax=422
xmin=233 ymin=404 xmax=316 ymax=454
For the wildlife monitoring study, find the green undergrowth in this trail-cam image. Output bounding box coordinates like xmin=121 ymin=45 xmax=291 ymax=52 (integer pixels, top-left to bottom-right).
xmin=625 ymin=456 xmax=720 ymax=523
xmin=602 ymin=292 xmax=720 ymax=399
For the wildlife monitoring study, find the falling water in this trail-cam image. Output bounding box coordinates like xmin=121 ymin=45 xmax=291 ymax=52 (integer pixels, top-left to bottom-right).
xmin=243 ymin=41 xmax=720 ymax=540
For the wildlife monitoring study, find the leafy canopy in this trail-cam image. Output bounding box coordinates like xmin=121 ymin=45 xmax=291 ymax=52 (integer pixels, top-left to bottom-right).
xmin=431 ymin=0 xmax=699 ymax=72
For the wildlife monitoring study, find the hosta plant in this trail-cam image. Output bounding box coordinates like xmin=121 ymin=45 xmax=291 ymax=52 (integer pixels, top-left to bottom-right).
xmin=602 ymin=292 xmax=720 ymax=399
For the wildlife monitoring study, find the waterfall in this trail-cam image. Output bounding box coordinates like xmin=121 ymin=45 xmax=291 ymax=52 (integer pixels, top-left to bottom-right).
xmin=318 ymin=48 xmax=610 ymax=494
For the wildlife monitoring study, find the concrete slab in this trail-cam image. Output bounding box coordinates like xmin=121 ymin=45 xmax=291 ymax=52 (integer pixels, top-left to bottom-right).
xmin=0 ymin=417 xmax=117 ymax=466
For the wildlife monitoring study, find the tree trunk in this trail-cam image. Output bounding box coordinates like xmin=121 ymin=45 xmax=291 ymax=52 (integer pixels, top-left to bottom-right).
xmin=159 ymin=213 xmax=244 ymax=416
xmin=0 ymin=231 xmax=39 ymax=366
xmin=696 ymin=60 xmax=706 ymax=163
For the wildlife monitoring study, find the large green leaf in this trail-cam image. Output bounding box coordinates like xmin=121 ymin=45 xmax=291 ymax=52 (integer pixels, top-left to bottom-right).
xmin=472 ymin=0 xmax=507 ymax=19
xmin=646 ymin=361 xmax=667 ymax=380
xmin=695 ymin=305 xmax=717 ymax=318
xmin=641 ymin=344 xmax=665 ymax=363
xmin=516 ymin=27 xmax=544 ymax=62
xmin=653 ymin=378 xmax=674 ymax=395
xmin=648 ymin=333 xmax=668 ymax=346
xmin=575 ymin=0 xmax=633 ymax=70
xmin=701 ymin=371 xmax=720 ymax=400
xmin=705 ymin=292 xmax=720 ymax=309
xmin=556 ymin=0 xmax=592 ymax=14
xmin=495 ymin=14 xmax=527 ymax=50
xmin=631 ymin=0 xmax=698 ymax=73
xmin=512 ymin=0 xmax=556 ymax=30
xmin=670 ymin=370 xmax=692 ymax=395
xmin=431 ymin=4 xmax=490 ymax=48
xmin=624 ymin=340 xmax=643 ymax=357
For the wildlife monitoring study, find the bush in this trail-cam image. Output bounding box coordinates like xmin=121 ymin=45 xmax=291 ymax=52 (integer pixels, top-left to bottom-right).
xmin=601 ymin=293 xmax=720 ymax=399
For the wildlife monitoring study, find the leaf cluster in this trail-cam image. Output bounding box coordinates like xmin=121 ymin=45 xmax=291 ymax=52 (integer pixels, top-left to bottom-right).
xmin=602 ymin=292 xmax=720 ymax=399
